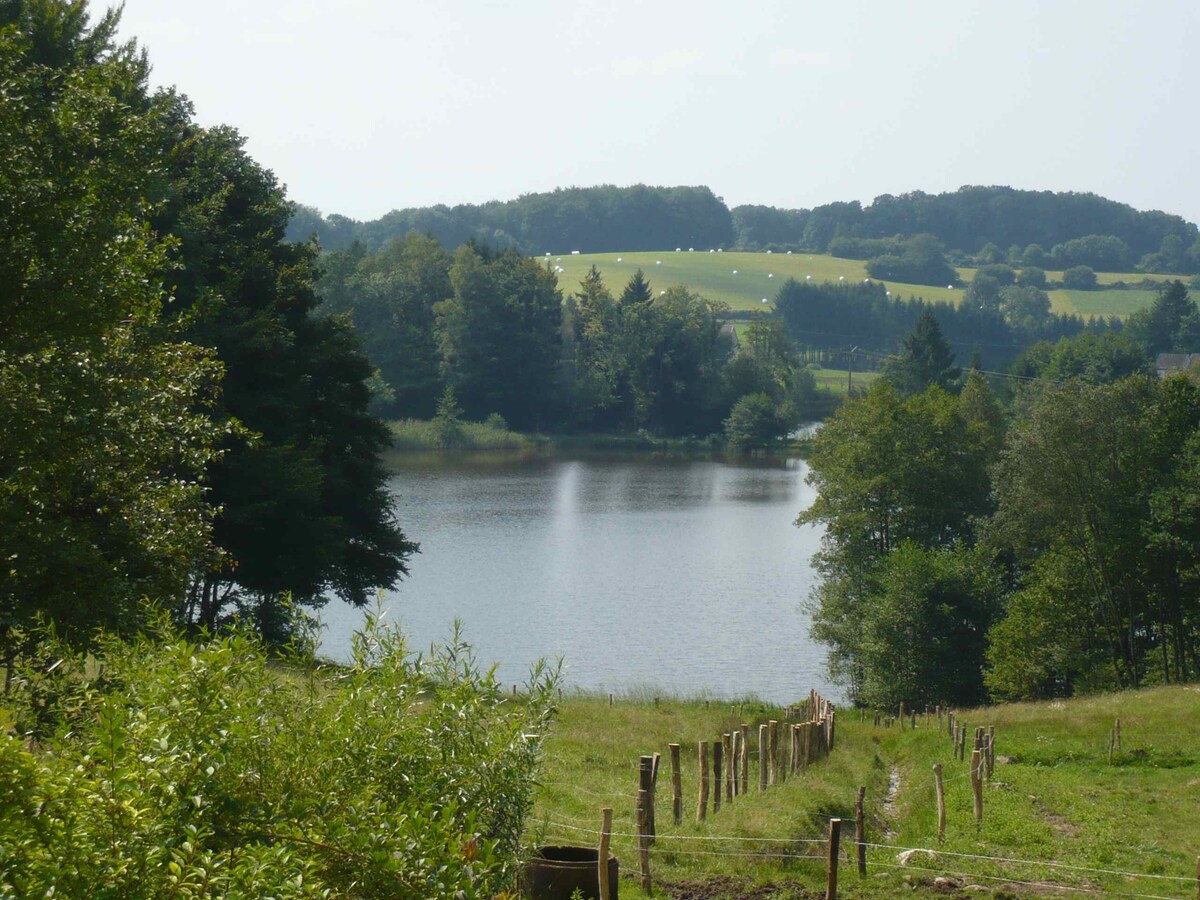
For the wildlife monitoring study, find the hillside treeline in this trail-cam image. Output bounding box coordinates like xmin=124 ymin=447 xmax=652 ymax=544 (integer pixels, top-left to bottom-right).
xmin=735 ymin=186 xmax=1200 ymax=267
xmin=319 ymin=237 xmax=821 ymax=442
xmin=290 ymin=184 xmax=735 ymax=255
xmin=802 ymin=284 xmax=1200 ymax=709
xmin=773 ymin=277 xmax=1108 ymax=371
xmin=291 ymin=184 xmax=1200 ymax=274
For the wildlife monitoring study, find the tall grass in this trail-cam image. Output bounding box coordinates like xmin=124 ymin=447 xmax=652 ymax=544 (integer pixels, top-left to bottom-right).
xmin=389 ymin=417 xmax=538 ymax=451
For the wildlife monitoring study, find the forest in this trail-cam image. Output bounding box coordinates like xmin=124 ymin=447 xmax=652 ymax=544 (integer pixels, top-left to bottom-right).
xmin=290 ymin=183 xmax=1200 ymax=275
xmin=801 ymin=283 xmax=1200 ymax=709
xmin=317 ymin=238 xmax=819 ymax=444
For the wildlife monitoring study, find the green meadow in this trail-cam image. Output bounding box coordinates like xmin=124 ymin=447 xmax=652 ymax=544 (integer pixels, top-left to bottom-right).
xmin=530 ymin=685 xmax=1200 ymax=898
xmin=545 ymin=251 xmax=1184 ymax=320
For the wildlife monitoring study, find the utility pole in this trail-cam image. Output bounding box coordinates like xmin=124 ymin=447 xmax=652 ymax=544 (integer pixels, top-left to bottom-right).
xmin=847 ymin=346 xmax=858 ymax=395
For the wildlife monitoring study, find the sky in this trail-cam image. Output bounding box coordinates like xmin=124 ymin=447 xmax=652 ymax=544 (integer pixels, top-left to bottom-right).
xmin=114 ymin=0 xmax=1200 ymax=225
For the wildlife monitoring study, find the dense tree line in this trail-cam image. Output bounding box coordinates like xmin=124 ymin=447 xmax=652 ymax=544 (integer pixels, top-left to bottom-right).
xmin=733 ymin=186 xmax=1198 ymax=263
xmin=317 ymin=240 xmax=821 ymax=444
xmin=0 ymin=0 xmax=412 ymax=650
xmin=801 ymin=284 xmax=1200 ymax=707
xmin=289 ymin=184 xmax=735 ymax=255
xmin=772 ymin=277 xmax=1101 ymax=371
xmin=291 ymin=185 xmax=1200 ymax=275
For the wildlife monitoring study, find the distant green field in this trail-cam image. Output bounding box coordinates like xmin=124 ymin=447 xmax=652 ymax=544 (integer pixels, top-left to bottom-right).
xmin=545 ymin=251 xmax=962 ymax=312
xmin=812 ymin=366 xmax=880 ymax=396
xmin=1055 ymin=289 xmax=1168 ymax=318
xmin=545 ymin=251 xmax=1183 ymax=319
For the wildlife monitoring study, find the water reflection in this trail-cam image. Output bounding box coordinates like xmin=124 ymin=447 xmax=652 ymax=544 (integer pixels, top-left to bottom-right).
xmin=321 ymin=455 xmax=831 ymax=703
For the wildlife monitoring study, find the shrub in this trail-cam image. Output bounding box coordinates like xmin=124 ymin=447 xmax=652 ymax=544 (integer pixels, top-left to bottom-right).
xmin=724 ymin=392 xmax=787 ymax=452
xmin=1062 ymin=265 xmax=1099 ymax=290
xmin=0 ymin=617 xmax=558 ymax=898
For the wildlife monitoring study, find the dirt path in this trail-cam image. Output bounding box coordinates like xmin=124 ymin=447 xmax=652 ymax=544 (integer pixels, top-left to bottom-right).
xmin=882 ymin=764 xmax=902 ymax=839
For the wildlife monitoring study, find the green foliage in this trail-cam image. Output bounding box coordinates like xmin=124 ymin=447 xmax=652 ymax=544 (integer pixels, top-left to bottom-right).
xmin=724 ymin=393 xmax=787 ymax=452
xmin=152 ymin=105 xmax=416 ymax=637
xmin=1017 ymin=265 xmax=1047 ymax=288
xmin=434 ymin=385 xmax=466 ymax=449
xmin=998 ymin=284 xmax=1052 ymax=333
xmin=1061 ymin=264 xmax=1099 ymax=290
xmin=1050 ymin=234 xmax=1132 ymax=271
xmin=881 ymin=309 xmax=961 ymax=396
xmin=1125 ymin=279 xmax=1198 ymax=355
xmin=437 ymin=246 xmax=563 ymax=431
xmin=855 ymin=543 xmax=1000 ymax=708
xmin=987 ymin=376 xmax=1200 ymax=691
xmin=985 ymin=550 xmax=1113 ymax=700
xmin=0 ymin=618 xmax=559 ymax=898
xmin=297 ymin=185 xmax=735 ymax=255
xmin=800 ymin=381 xmax=1001 ymax=698
xmin=1011 ymin=331 xmax=1151 ymax=384
xmin=388 ymin=417 xmax=536 ymax=452
xmin=0 ymin=4 xmax=225 ymax=645
xmin=317 ymin=234 xmax=451 ymax=419
xmin=864 ymin=234 xmax=958 ymax=287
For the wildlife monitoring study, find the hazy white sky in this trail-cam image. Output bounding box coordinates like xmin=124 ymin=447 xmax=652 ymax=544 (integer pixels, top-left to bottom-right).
xmin=114 ymin=0 xmax=1199 ymax=224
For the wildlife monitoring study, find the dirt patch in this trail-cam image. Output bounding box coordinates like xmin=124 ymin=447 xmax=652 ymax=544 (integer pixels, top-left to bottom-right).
xmin=655 ymin=874 xmax=817 ymax=899
xmin=1029 ymin=795 xmax=1082 ymax=837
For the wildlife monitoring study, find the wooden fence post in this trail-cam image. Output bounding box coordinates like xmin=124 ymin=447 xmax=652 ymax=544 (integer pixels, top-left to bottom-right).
xmin=723 ymin=733 xmax=734 ymax=801
xmin=740 ymin=723 xmax=750 ymax=794
xmin=636 ymin=789 xmax=651 ymax=894
xmin=768 ymin=720 xmax=779 ymax=786
xmin=758 ymin=724 xmax=768 ymax=791
xmin=712 ymin=740 xmax=723 ymax=813
xmin=1115 ymin=717 xmax=1122 ymax=751
xmin=669 ymin=743 xmax=682 ymax=825
xmin=639 ymin=756 xmax=656 ymax=844
xmin=697 ymin=740 xmax=709 ymax=822
xmin=855 ymin=786 xmax=867 ymax=876
xmin=608 ymin=692 xmax=613 ymax=706
xmin=934 ymin=763 xmax=946 ymax=843
xmin=971 ymin=749 xmax=983 ymax=824
xmin=826 ymin=818 xmax=842 ymax=900
xmin=899 ymin=702 xmax=905 ymax=730
xmin=730 ymin=730 xmax=740 ymax=797
xmin=598 ymin=807 xmax=613 ymax=900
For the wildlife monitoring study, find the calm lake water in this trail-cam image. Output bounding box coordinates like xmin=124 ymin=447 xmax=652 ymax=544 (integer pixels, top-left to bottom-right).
xmin=321 ymin=454 xmax=831 ymax=704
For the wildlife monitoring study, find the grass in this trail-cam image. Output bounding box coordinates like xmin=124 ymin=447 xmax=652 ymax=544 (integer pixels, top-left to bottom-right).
xmin=544 ymin=251 xmax=1186 ymax=320
xmin=388 ymin=417 xmax=539 ymax=452
xmin=530 ymin=685 xmax=1200 ymax=898
xmin=1054 ymin=289 xmax=1169 ymax=318
xmin=812 ymin=367 xmax=880 ymax=397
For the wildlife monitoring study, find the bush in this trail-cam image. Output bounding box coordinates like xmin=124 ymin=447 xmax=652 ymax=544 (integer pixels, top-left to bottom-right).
xmin=0 ymin=618 xmax=558 ymax=898
xmin=1062 ymin=265 xmax=1099 ymax=290
xmin=724 ymin=392 xmax=787 ymax=452
xmin=1017 ymin=266 xmax=1047 ymax=288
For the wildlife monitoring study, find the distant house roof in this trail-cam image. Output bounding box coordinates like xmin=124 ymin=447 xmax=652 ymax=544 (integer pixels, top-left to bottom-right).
xmin=719 ymin=323 xmax=740 ymax=352
xmin=1156 ymin=352 xmax=1198 ymax=378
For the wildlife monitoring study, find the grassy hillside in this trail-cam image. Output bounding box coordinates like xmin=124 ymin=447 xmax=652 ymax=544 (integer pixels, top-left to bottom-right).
xmin=530 ymin=686 xmax=1200 ymax=898
xmin=545 ymin=251 xmax=1183 ymax=320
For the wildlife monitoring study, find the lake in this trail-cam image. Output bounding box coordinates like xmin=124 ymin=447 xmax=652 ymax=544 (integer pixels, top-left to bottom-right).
xmin=320 ymin=454 xmax=831 ymax=704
